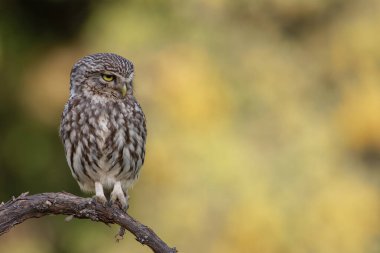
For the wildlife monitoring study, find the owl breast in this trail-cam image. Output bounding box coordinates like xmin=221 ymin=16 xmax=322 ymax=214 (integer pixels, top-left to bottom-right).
xmin=60 ymin=95 xmax=147 ymax=193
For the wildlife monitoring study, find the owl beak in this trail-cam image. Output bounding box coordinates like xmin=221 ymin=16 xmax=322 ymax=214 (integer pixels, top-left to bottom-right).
xmin=120 ymin=84 xmax=127 ymax=97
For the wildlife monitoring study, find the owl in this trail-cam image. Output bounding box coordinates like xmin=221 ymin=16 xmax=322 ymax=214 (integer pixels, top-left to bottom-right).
xmin=59 ymin=53 xmax=146 ymax=209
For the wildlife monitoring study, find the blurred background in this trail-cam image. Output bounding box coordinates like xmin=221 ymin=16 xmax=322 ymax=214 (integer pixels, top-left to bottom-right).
xmin=1 ymin=0 xmax=380 ymax=252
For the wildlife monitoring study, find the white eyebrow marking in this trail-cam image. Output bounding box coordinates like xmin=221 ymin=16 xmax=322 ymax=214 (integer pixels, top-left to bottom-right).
xmin=126 ymin=72 xmax=134 ymax=83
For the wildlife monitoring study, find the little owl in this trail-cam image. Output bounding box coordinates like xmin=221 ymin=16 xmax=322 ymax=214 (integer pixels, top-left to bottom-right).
xmin=60 ymin=53 xmax=146 ymax=209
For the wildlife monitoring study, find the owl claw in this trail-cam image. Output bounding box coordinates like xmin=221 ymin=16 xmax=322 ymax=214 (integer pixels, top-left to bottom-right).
xmin=110 ymin=181 xmax=129 ymax=210
xmin=94 ymin=182 xmax=107 ymax=207
xmin=109 ymin=197 xmax=129 ymax=210
xmin=93 ymin=195 xmax=107 ymax=207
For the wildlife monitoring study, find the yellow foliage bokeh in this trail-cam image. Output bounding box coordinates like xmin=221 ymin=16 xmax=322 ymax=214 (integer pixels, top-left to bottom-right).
xmin=1 ymin=0 xmax=380 ymax=253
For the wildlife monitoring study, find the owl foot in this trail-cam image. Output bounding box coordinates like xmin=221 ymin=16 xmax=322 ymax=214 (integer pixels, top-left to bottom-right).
xmin=93 ymin=181 xmax=107 ymax=206
xmin=110 ymin=181 xmax=129 ymax=210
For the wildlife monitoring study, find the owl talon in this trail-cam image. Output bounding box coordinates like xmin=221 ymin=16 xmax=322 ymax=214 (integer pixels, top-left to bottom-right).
xmin=94 ymin=182 xmax=107 ymax=206
xmin=109 ymin=199 xmax=128 ymax=210
xmin=93 ymin=195 xmax=107 ymax=206
xmin=110 ymin=181 xmax=129 ymax=210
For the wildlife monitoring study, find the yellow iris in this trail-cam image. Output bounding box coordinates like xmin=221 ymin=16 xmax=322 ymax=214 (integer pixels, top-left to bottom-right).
xmin=101 ymin=74 xmax=115 ymax=82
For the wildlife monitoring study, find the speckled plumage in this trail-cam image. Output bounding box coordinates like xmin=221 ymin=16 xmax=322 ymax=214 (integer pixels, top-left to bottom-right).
xmin=59 ymin=53 xmax=146 ymax=208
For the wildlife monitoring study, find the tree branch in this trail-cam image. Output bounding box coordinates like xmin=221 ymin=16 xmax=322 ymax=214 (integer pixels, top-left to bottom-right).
xmin=0 ymin=192 xmax=177 ymax=253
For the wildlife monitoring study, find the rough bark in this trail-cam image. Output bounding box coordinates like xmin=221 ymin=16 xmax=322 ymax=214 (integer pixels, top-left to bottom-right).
xmin=0 ymin=192 xmax=177 ymax=253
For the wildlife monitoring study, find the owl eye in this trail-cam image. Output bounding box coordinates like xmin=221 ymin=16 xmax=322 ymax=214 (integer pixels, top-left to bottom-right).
xmin=101 ymin=74 xmax=115 ymax=82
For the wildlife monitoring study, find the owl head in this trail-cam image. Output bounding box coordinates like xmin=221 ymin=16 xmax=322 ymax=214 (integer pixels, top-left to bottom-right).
xmin=70 ymin=53 xmax=135 ymax=99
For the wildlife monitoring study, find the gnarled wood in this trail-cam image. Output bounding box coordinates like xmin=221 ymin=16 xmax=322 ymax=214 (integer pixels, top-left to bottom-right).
xmin=0 ymin=192 xmax=177 ymax=253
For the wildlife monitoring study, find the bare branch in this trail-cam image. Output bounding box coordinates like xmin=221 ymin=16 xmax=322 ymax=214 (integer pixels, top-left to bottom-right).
xmin=0 ymin=192 xmax=177 ymax=253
